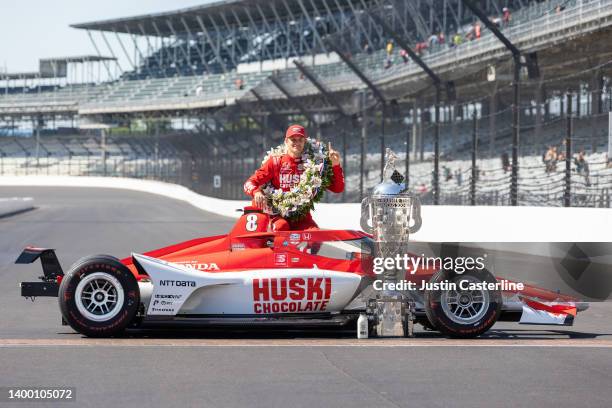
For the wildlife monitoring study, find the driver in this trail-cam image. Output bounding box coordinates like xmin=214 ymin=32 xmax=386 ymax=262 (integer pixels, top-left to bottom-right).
xmin=244 ymin=124 xmax=344 ymax=231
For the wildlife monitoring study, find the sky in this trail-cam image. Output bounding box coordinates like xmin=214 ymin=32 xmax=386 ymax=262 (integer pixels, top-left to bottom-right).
xmin=0 ymin=0 xmax=214 ymax=73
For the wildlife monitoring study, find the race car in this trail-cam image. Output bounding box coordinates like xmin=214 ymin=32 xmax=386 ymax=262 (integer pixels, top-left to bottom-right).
xmin=16 ymin=206 xmax=587 ymax=338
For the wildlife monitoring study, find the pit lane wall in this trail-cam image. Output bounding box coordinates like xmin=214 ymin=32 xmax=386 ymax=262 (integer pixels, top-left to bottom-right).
xmin=1 ymin=176 xmax=610 ymax=244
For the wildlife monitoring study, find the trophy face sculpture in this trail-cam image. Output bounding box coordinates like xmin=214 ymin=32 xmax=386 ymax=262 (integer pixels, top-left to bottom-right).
xmin=360 ymin=149 xmax=422 ymax=337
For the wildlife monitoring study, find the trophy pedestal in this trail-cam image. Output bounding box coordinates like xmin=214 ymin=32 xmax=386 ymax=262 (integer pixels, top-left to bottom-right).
xmin=367 ymin=294 xmax=414 ymax=338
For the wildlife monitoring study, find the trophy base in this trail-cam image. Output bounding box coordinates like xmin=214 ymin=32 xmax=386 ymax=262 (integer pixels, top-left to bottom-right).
xmin=367 ymin=294 xmax=414 ymax=338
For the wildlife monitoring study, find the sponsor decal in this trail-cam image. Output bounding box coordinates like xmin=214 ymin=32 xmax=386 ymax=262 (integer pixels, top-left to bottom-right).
xmin=159 ymin=280 xmax=196 ymax=287
xmin=231 ymin=243 xmax=246 ymax=251
xmin=274 ymin=253 xmax=288 ymax=267
xmin=244 ymin=181 xmax=256 ymax=194
xmin=281 ymin=162 xmax=291 ymax=171
xmin=172 ymin=261 xmax=220 ymax=271
xmin=154 ymin=294 xmax=182 ymax=299
xmin=291 ymin=257 xmax=300 ymax=263
xmin=279 ymin=173 xmax=301 ymax=189
xmin=252 ymin=277 xmax=332 ymax=314
xmin=152 ymin=299 xmax=177 ymax=307
xmin=151 ymin=307 xmax=173 ymax=313
xmin=289 ymin=233 xmax=300 ymax=244
xmin=302 ymin=233 xmax=311 ymax=241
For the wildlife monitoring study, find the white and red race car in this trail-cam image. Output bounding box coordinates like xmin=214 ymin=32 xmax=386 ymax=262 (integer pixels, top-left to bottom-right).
xmin=17 ymin=207 xmax=586 ymax=338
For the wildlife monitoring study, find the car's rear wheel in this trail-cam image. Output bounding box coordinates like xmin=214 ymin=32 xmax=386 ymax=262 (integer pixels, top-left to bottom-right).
xmin=424 ymin=268 xmax=501 ymax=338
xmin=418 ymin=318 xmax=437 ymax=331
xmin=59 ymin=255 xmax=140 ymax=337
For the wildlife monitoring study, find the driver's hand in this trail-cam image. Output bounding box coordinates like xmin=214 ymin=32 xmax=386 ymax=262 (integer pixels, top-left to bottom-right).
xmin=254 ymin=191 xmax=266 ymax=209
xmin=328 ymin=142 xmax=341 ymax=166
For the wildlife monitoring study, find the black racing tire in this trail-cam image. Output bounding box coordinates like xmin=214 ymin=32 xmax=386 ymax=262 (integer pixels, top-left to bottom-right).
xmin=424 ymin=268 xmax=501 ymax=338
xmin=58 ymin=255 xmax=140 ymax=337
xmin=418 ymin=318 xmax=438 ymax=331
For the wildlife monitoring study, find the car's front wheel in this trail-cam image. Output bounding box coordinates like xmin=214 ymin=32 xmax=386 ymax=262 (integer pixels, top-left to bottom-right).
xmin=59 ymin=255 xmax=140 ymax=337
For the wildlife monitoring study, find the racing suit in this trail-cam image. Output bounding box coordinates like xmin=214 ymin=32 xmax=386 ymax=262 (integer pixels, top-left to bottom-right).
xmin=244 ymin=154 xmax=344 ymax=231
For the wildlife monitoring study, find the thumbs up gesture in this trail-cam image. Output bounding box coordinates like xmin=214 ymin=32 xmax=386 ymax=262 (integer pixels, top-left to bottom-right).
xmin=328 ymin=142 xmax=341 ymax=166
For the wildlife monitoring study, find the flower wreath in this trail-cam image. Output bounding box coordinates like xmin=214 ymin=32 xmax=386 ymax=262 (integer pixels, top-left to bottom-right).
xmin=260 ymin=138 xmax=334 ymax=221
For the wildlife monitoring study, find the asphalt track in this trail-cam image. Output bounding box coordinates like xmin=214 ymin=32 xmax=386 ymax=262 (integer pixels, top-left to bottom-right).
xmin=1 ymin=186 xmax=611 ymax=408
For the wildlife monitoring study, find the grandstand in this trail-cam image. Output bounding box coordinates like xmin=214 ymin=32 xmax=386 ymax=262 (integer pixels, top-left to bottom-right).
xmin=1 ymin=0 xmax=611 ymax=207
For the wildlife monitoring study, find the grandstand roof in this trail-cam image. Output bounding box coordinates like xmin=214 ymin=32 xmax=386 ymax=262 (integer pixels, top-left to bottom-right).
xmin=39 ymin=56 xmax=116 ymax=64
xmin=71 ymin=0 xmax=359 ymax=36
xmin=0 ymin=72 xmax=40 ymax=80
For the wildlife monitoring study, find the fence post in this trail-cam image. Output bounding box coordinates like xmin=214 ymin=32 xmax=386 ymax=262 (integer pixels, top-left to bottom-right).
xmin=470 ymin=111 xmax=478 ymax=205
xmin=565 ymin=92 xmax=572 ymax=207
xmin=405 ymin=120 xmax=410 ymax=189
xmin=360 ymin=91 xmax=367 ymax=201
xmin=101 ymin=128 xmax=107 ymax=177
xmin=342 ymin=126 xmax=347 ymax=202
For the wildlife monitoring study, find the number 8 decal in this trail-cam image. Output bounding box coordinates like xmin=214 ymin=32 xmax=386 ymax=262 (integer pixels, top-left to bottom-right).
xmin=245 ymin=214 xmax=258 ymax=231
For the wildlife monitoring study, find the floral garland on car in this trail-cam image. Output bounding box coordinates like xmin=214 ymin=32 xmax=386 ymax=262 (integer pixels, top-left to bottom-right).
xmin=260 ymin=138 xmax=333 ymax=221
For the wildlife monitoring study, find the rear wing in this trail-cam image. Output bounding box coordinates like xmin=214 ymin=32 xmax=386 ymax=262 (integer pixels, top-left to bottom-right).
xmin=15 ymin=247 xmax=64 ymax=298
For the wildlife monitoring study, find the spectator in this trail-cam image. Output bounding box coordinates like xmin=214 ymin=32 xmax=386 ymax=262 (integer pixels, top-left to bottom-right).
xmin=474 ymin=22 xmax=481 ymax=39
xmin=502 ymin=7 xmax=511 ymax=27
xmin=386 ymin=40 xmax=394 ymax=56
xmin=443 ymin=166 xmax=452 ymax=181
xmin=195 ymin=85 xmax=203 ymax=96
xmin=455 ymin=169 xmax=463 ymax=186
xmin=544 ymin=145 xmax=557 ymax=173
xmin=575 ymin=150 xmax=591 ymax=186
xmin=364 ymin=43 xmax=372 ymax=55
xmin=557 ymin=150 xmax=565 ymax=162
xmin=490 ymin=16 xmax=502 ymax=28
xmin=235 ymin=77 xmax=244 ymax=90
xmin=555 ymin=5 xmax=566 ymax=14
xmin=575 ymin=151 xmax=585 ymax=174
xmin=438 ymin=32 xmax=445 ymax=45
xmin=415 ymin=41 xmax=428 ymax=55
xmin=465 ymin=26 xmax=474 ymax=41
xmin=501 ymin=152 xmax=510 ymax=172
xmin=384 ymin=57 xmax=392 ymax=70
xmin=429 ymin=33 xmax=438 ymax=47
xmin=453 ymin=33 xmax=462 ymax=47
xmin=557 ymin=139 xmax=567 ymax=162
xmin=400 ymin=49 xmax=409 ymax=64
xmin=417 ymin=183 xmax=428 ymax=195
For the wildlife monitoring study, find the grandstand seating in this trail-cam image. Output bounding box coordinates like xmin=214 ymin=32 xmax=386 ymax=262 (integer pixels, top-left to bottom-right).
xmin=3 ymin=0 xmax=601 ymax=113
xmin=1 ymin=125 xmax=609 ymax=207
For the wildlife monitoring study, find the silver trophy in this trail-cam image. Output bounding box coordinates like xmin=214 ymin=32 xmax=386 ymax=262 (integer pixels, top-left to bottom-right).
xmin=360 ymin=149 xmax=422 ymax=337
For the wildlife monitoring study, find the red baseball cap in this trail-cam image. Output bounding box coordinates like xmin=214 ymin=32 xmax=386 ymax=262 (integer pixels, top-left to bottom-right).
xmin=285 ymin=124 xmax=307 ymax=139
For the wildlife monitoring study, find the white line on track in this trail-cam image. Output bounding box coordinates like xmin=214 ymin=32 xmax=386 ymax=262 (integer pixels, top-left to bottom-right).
xmin=0 ymin=339 xmax=611 ymax=348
